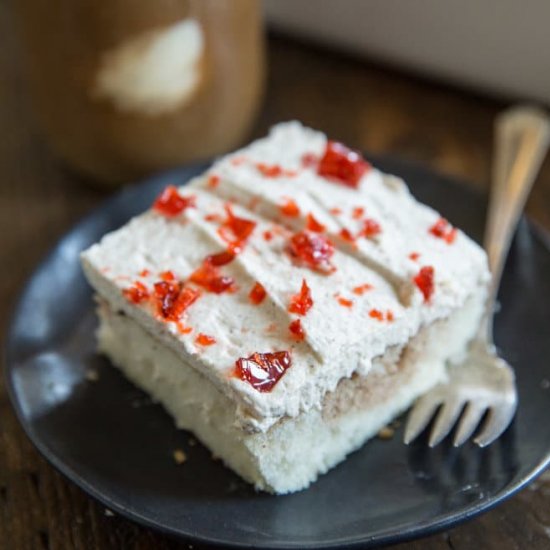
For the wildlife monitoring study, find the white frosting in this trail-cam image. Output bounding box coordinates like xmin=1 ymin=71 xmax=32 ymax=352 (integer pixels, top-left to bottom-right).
xmin=81 ymin=122 xmax=490 ymax=431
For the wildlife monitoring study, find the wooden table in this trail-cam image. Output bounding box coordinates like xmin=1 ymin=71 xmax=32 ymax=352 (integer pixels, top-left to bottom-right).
xmin=2 ymin=3 xmax=550 ymax=548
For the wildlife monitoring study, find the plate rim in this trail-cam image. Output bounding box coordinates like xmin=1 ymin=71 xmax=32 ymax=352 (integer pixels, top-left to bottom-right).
xmin=4 ymin=157 xmax=550 ymax=549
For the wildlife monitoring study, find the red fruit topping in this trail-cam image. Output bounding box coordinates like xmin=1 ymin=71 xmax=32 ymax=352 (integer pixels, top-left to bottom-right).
xmin=256 ymin=163 xmax=284 ymax=178
xmin=360 ymin=218 xmax=382 ymax=238
xmin=306 ymin=213 xmax=326 ymax=233
xmin=123 ymin=281 xmax=150 ymax=304
xmin=429 ymin=218 xmax=457 ymax=244
xmin=429 ymin=217 xmax=448 ymax=237
xmin=288 ymin=279 xmax=314 ymax=316
xmin=445 ymin=228 xmax=458 ymax=244
xmin=413 ymin=266 xmax=435 ymax=303
xmin=139 ymin=269 xmax=150 ymax=277
xmin=249 ymin=282 xmax=267 ymax=305
xmin=160 ymin=270 xmax=175 ymax=281
xmin=289 ymin=319 xmax=306 ymax=341
xmin=207 ymin=174 xmax=220 ymax=188
xmin=204 ymin=213 xmax=222 ymax=222
xmin=153 ymin=281 xmax=200 ymax=321
xmin=353 ymin=284 xmax=373 ymax=295
xmin=369 ymin=309 xmax=384 ymax=321
xmin=352 ymin=207 xmax=365 ymax=219
xmin=177 ymin=323 xmax=193 ymax=334
xmin=255 ymin=163 xmax=297 ymax=178
xmin=409 ymin=252 xmax=421 ymax=261
xmin=234 ymin=351 xmax=292 ymax=392
xmin=218 ymin=204 xmax=256 ymax=247
xmin=280 ymin=198 xmax=301 ymax=218
xmin=337 ymin=296 xmax=353 ymax=308
xmin=318 ymin=141 xmax=371 ymax=188
xmin=369 ymin=309 xmax=394 ymax=321
xmin=339 ymin=228 xmax=356 ymax=244
xmin=189 ymin=260 xmax=236 ymax=294
xmin=195 ymin=333 xmax=216 ymax=346
xmin=301 ymin=152 xmax=319 ymax=168
xmin=288 ymin=231 xmax=336 ymax=274
xmin=153 ymin=186 xmax=196 ymax=217
xmin=263 ymin=230 xmax=274 ymax=241
xmin=206 ymin=250 xmax=236 ymax=267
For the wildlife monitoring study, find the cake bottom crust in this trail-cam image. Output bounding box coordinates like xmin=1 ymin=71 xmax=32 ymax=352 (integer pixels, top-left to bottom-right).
xmin=96 ymin=291 xmax=485 ymax=494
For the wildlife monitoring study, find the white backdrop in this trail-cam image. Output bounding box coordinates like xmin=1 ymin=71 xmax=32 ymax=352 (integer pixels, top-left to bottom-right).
xmin=264 ymin=0 xmax=550 ymax=104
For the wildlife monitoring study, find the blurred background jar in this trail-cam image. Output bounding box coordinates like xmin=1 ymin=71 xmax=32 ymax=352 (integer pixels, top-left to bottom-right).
xmin=16 ymin=0 xmax=264 ymax=185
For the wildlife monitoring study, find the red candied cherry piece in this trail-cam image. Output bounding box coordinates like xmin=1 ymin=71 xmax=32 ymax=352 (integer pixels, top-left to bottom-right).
xmin=249 ymin=282 xmax=267 ymax=305
xmin=413 ymin=266 xmax=435 ymax=302
xmin=306 ymin=213 xmax=326 ymax=233
xmin=429 ymin=217 xmax=449 ymax=238
xmin=337 ymin=296 xmax=353 ymax=308
xmin=189 ymin=260 xmax=235 ymax=294
xmin=207 ymin=175 xmax=220 ymax=188
xmin=154 ymin=281 xmax=200 ymax=321
xmin=195 ymin=333 xmax=216 ymax=346
xmin=288 ymin=231 xmax=336 ymax=274
xmin=429 ymin=218 xmax=457 ymax=244
xmin=369 ymin=308 xmax=384 ymax=321
xmin=445 ymin=228 xmax=458 ymax=244
xmin=234 ymin=351 xmax=292 ymax=392
xmin=123 ymin=281 xmax=150 ymax=304
xmin=317 ymin=141 xmax=371 ymax=188
xmin=361 ymin=218 xmax=382 ymax=238
xmin=218 ymin=204 xmax=256 ymax=247
xmin=288 ymin=319 xmax=306 ymax=341
xmin=160 ymin=270 xmax=175 ymax=281
xmin=257 ymin=163 xmax=284 ymax=178
xmin=153 ymin=185 xmax=196 ymax=217
xmin=256 ymin=163 xmax=296 ymax=178
xmin=352 ymin=207 xmax=365 ymax=219
xmin=352 ymin=283 xmax=373 ymax=295
xmin=206 ymin=249 xmax=236 ymax=267
xmin=288 ymin=279 xmax=314 ymax=315
xmin=280 ymin=199 xmax=301 ymax=218
xmin=339 ymin=228 xmax=356 ymax=244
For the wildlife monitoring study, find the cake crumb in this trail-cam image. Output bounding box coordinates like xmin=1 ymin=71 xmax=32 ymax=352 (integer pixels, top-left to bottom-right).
xmin=85 ymin=369 xmax=99 ymax=382
xmin=173 ymin=449 xmax=187 ymax=465
xmin=104 ymin=509 xmax=115 ymax=517
xmin=378 ymin=426 xmax=395 ymax=440
xmin=188 ymin=438 xmax=197 ymax=447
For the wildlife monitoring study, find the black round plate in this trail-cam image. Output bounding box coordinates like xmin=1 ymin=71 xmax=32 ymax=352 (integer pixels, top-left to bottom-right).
xmin=5 ymin=158 xmax=550 ymax=549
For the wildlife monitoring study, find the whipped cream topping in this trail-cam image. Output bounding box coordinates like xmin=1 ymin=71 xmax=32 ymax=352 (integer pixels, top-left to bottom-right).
xmin=82 ymin=122 xmax=489 ymax=431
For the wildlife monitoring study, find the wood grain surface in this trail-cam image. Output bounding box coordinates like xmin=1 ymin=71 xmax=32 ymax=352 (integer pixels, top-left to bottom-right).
xmin=1 ymin=1 xmax=550 ymax=548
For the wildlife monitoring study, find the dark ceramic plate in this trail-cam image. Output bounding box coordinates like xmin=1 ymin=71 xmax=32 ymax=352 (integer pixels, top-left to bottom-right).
xmin=5 ymin=158 xmax=550 ymax=549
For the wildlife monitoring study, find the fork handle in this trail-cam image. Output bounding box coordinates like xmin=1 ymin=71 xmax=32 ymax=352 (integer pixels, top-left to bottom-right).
xmin=481 ymin=106 xmax=550 ymax=342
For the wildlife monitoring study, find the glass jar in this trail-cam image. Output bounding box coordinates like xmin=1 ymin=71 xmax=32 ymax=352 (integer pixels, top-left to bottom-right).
xmin=17 ymin=0 xmax=264 ymax=184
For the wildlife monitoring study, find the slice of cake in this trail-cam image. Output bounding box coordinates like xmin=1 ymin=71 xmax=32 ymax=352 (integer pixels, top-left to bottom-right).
xmin=81 ymin=122 xmax=490 ymax=494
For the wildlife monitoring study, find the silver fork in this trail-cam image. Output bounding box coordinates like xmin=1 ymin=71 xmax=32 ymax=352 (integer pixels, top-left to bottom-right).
xmin=404 ymin=105 xmax=550 ymax=448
